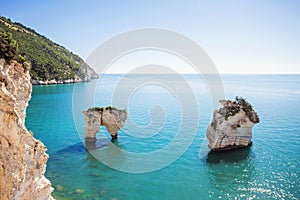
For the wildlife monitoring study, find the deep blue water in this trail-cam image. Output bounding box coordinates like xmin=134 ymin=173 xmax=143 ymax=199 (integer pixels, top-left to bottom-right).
xmin=26 ymin=75 xmax=300 ymax=200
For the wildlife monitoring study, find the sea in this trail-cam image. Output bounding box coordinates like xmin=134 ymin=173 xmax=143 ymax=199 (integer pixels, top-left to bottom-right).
xmin=25 ymin=74 xmax=300 ymax=200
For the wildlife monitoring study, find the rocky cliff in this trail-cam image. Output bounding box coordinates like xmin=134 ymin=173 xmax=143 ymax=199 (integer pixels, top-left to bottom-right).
xmin=0 ymin=59 xmax=53 ymax=199
xmin=206 ymin=97 xmax=259 ymax=151
xmin=83 ymin=107 xmax=127 ymax=141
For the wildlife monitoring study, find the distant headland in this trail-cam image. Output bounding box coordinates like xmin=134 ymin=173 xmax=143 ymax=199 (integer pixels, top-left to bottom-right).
xmin=0 ymin=16 xmax=98 ymax=85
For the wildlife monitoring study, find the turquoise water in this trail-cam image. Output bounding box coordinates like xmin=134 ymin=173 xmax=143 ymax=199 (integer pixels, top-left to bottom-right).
xmin=26 ymin=75 xmax=300 ymax=200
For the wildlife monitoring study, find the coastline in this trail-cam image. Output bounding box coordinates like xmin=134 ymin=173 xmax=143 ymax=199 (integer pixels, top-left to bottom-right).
xmin=31 ymin=77 xmax=99 ymax=85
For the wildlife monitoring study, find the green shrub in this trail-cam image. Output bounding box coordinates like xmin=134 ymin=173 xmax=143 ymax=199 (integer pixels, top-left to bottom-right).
xmin=23 ymin=61 xmax=31 ymax=71
xmin=88 ymin=106 xmax=121 ymax=112
xmin=18 ymin=54 xmax=26 ymax=62
xmin=235 ymin=97 xmax=259 ymax=123
xmin=0 ymin=31 xmax=19 ymax=61
xmin=218 ymin=97 xmax=259 ymax=123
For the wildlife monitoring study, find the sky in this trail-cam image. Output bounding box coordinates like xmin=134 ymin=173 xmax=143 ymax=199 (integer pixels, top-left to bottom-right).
xmin=0 ymin=0 xmax=299 ymax=74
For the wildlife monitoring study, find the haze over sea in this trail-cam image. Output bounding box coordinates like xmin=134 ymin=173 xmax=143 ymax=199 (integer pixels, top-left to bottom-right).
xmin=26 ymin=74 xmax=300 ymax=200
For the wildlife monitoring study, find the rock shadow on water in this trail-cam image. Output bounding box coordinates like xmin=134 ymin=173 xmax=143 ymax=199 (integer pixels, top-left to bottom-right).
xmin=206 ymin=145 xmax=253 ymax=165
xmin=85 ymin=139 xmax=112 ymax=151
xmin=49 ymin=137 xmax=121 ymax=162
xmin=49 ymin=143 xmax=86 ymax=161
xmin=49 ymin=140 xmax=111 ymax=163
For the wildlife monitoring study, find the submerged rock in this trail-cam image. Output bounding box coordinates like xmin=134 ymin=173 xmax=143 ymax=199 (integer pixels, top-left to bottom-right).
xmin=89 ymin=173 xmax=101 ymax=177
xmin=83 ymin=106 xmax=127 ymax=141
xmin=55 ymin=184 xmax=64 ymax=191
xmin=206 ymin=97 xmax=259 ymax=151
xmin=75 ymin=189 xmax=85 ymax=194
xmin=0 ymin=59 xmax=53 ymax=199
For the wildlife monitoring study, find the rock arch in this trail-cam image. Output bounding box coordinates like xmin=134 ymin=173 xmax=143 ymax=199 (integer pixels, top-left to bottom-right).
xmin=82 ymin=107 xmax=127 ymax=141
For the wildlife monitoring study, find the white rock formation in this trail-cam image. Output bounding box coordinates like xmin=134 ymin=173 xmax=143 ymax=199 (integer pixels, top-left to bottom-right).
xmin=206 ymin=98 xmax=259 ymax=151
xmin=83 ymin=107 xmax=127 ymax=140
xmin=0 ymin=59 xmax=53 ymax=199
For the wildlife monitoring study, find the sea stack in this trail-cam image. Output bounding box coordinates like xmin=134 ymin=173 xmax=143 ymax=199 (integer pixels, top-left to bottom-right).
xmin=83 ymin=106 xmax=127 ymax=141
xmin=206 ymin=97 xmax=259 ymax=151
xmin=0 ymin=59 xmax=53 ymax=199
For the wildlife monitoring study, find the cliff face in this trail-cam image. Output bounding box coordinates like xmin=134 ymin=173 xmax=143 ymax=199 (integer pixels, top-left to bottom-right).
xmin=206 ymin=98 xmax=259 ymax=151
xmin=0 ymin=59 xmax=53 ymax=199
xmin=83 ymin=107 xmax=127 ymax=141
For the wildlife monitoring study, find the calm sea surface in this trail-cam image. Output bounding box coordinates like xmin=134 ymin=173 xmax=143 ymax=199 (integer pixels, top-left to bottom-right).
xmin=26 ymin=75 xmax=300 ymax=200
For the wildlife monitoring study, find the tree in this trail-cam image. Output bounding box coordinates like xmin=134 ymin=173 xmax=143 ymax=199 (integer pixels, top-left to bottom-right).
xmin=0 ymin=31 xmax=19 ymax=61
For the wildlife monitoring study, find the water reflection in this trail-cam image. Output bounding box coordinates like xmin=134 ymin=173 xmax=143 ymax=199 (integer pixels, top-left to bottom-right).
xmin=205 ymin=146 xmax=255 ymax=198
xmin=206 ymin=145 xmax=253 ymax=164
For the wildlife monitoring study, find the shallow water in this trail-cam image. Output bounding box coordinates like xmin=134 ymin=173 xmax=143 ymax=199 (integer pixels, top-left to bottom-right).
xmin=26 ymin=74 xmax=300 ymax=199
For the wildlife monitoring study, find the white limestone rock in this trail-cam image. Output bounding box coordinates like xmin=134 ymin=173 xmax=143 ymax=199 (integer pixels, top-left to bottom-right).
xmin=83 ymin=107 xmax=127 ymax=140
xmin=206 ymin=97 xmax=259 ymax=151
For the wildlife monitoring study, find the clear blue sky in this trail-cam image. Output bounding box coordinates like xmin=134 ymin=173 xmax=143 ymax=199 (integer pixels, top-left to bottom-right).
xmin=0 ymin=0 xmax=299 ymax=73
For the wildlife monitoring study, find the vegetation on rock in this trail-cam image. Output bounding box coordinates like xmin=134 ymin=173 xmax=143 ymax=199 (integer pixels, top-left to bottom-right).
xmin=218 ymin=97 xmax=259 ymax=123
xmin=0 ymin=16 xmax=98 ymax=81
xmin=88 ymin=106 xmax=125 ymax=112
xmin=0 ymin=31 xmax=31 ymax=71
xmin=0 ymin=32 xmax=18 ymax=61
